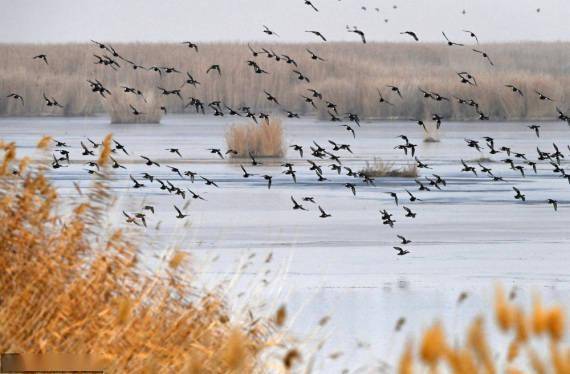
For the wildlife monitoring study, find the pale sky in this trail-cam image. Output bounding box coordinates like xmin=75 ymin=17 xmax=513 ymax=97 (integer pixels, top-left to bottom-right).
xmin=1 ymin=0 xmax=569 ymax=44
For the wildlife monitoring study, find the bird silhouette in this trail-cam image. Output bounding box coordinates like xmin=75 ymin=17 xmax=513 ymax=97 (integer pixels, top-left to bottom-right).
xmin=291 ymin=196 xmax=307 ymax=210
xmin=348 ymin=27 xmax=366 ymax=43
xmin=304 ymin=0 xmax=319 ymax=11
xmin=306 ymin=30 xmax=327 ymax=42
xmin=400 ymin=31 xmax=419 ymax=41
xmin=318 ymin=206 xmax=331 ymax=218
xmin=33 ymin=54 xmax=48 ymax=64
xmin=394 ymin=247 xmax=410 ymax=256
xmin=174 ymin=205 xmax=188 ymax=219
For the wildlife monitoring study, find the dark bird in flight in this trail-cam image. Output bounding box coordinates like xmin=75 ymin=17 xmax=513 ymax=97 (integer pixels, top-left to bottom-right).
xmin=512 ymin=187 xmax=526 ymax=202
xmin=405 ymin=189 xmax=422 ymax=202
xmin=130 ymin=175 xmax=145 ymax=189
xmin=166 ymin=148 xmax=182 ymax=157
xmin=206 ymin=64 xmax=222 ymax=75
xmin=182 ymin=41 xmax=198 ymax=52
xmin=547 ymin=199 xmax=558 ymax=211
xmin=33 ymin=54 xmax=48 ymax=64
xmin=397 ymin=235 xmax=411 ymax=245
xmin=263 ymin=25 xmax=279 ymax=36
xmin=304 ymin=0 xmax=319 ymax=11
xmin=377 ymin=89 xmax=394 ymax=106
xmin=403 ymin=206 xmax=417 ymax=218
xmin=528 ymin=125 xmax=541 ymax=138
xmin=348 ymin=27 xmax=366 ymax=43
xmin=472 ymin=49 xmax=494 ymax=66
xmin=400 ymin=31 xmax=419 ymax=41
xmin=345 ymin=183 xmax=356 ymax=196
xmin=80 ymin=142 xmax=94 ymax=156
xmin=306 ymin=49 xmax=325 ymax=61
xmin=110 ymin=157 xmax=126 ymax=169
xmin=240 ymin=165 xmax=255 ymax=178
xmin=461 ymin=160 xmax=477 ymax=176
xmin=387 ymin=85 xmax=403 ymax=98
xmin=208 ymin=148 xmax=224 ymax=159
xmin=6 ymin=93 xmax=24 ymax=106
xmin=262 ymin=174 xmax=272 ymax=189
xmin=249 ymin=152 xmax=262 ymax=166
xmin=505 ymin=84 xmax=524 ymax=96
xmin=140 ymin=155 xmax=160 ymax=167
xmin=291 ymin=196 xmax=307 ymax=211
xmin=187 ymin=189 xmax=206 ymax=201
xmin=306 ymin=30 xmax=327 ymax=42
xmin=292 ymin=70 xmax=310 ymax=82
xmin=129 ymin=104 xmax=144 ymax=116
xmin=174 ymin=205 xmax=188 ymax=219
xmin=264 ymin=90 xmax=280 ymax=105
xmin=535 ymin=90 xmax=553 ymax=101
xmin=113 ymin=140 xmax=128 ymax=155
xmin=318 ymin=206 xmax=331 ymax=218
xmin=442 ymin=32 xmax=464 ymax=46
xmin=462 ymin=30 xmax=479 ymax=44
xmin=201 ymin=176 xmax=219 ymax=188
xmin=290 ymin=144 xmax=304 ymax=158
xmin=394 ymin=247 xmax=410 ymax=256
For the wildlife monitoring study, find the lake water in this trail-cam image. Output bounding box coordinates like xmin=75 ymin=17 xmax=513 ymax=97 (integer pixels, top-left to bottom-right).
xmin=1 ymin=115 xmax=569 ymax=371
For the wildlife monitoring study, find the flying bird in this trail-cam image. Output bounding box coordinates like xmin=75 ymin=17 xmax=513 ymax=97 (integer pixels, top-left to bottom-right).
xmin=400 ymin=31 xmax=419 ymax=41
xmin=306 ymin=30 xmax=327 ymax=42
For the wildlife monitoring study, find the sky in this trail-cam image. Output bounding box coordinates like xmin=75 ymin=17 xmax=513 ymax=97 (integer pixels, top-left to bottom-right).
xmin=0 ymin=0 xmax=569 ymax=44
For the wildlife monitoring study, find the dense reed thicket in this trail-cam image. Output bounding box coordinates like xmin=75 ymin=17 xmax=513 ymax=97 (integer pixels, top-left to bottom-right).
xmin=0 ymin=42 xmax=569 ymax=120
xmin=0 ymin=138 xmax=300 ymax=373
xmin=359 ymin=158 xmax=418 ymax=178
xmin=399 ymin=286 xmax=570 ymax=373
xmin=225 ymin=118 xmax=285 ymax=157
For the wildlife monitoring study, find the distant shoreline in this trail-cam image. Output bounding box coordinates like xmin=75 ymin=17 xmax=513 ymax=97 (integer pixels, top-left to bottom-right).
xmin=1 ymin=42 xmax=568 ymax=122
xmin=0 ymin=113 xmax=564 ymax=124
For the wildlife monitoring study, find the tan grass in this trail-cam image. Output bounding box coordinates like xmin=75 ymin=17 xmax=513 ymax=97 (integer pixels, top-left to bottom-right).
xmin=104 ymin=89 xmax=162 ymax=124
xmin=399 ymin=285 xmax=570 ymax=373
xmin=359 ymin=158 xmax=418 ymax=178
xmin=225 ymin=118 xmax=285 ymax=158
xmin=1 ymin=42 xmax=570 ymax=120
xmin=0 ymin=140 xmax=294 ymax=373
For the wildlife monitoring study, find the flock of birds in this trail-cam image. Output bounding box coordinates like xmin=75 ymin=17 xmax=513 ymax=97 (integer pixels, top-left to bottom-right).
xmin=5 ymin=1 xmax=569 ymax=257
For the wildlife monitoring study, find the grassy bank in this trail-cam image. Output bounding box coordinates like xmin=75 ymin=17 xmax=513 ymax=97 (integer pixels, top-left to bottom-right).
xmin=0 ymin=42 xmax=569 ymax=120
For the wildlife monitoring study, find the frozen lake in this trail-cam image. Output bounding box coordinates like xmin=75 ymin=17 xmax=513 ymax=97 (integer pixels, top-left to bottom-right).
xmin=1 ymin=115 xmax=570 ymax=370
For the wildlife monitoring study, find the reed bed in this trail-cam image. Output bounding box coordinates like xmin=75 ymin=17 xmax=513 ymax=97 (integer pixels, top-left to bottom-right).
xmin=0 ymin=139 xmax=298 ymax=373
xmin=104 ymin=89 xmax=163 ymax=124
xmin=0 ymin=42 xmax=569 ymax=120
xmin=359 ymin=158 xmax=418 ymax=178
xmin=399 ymin=285 xmax=570 ymax=373
xmin=225 ymin=118 xmax=286 ymax=157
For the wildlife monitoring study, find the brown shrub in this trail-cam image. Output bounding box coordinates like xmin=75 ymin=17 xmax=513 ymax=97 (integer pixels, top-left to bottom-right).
xmin=359 ymin=158 xmax=418 ymax=178
xmin=225 ymin=118 xmax=285 ymax=158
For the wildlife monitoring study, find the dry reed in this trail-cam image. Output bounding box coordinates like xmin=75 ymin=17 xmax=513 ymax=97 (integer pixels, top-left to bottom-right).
xmin=225 ymin=118 xmax=285 ymax=157
xmin=399 ymin=285 xmax=570 ymax=373
xmin=103 ymin=89 xmax=162 ymax=124
xmin=359 ymin=158 xmax=418 ymax=178
xmin=0 ymin=42 xmax=569 ymax=120
xmin=0 ymin=140 xmax=295 ymax=373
